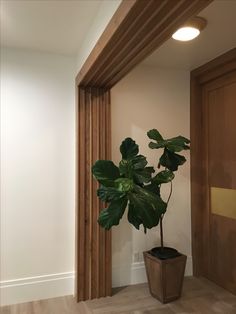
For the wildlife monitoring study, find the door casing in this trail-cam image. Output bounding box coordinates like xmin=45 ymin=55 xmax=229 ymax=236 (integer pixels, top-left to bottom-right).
xmin=76 ymin=0 xmax=214 ymax=301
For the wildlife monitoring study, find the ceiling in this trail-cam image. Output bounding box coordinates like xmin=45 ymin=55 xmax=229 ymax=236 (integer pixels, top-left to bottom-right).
xmin=1 ymin=0 xmax=235 ymax=65
xmin=143 ymin=0 xmax=236 ymax=70
xmin=0 ymin=0 xmax=105 ymax=55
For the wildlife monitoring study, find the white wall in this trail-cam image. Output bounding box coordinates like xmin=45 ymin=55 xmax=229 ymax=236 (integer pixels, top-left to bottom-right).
xmin=111 ymin=64 xmax=191 ymax=287
xmin=0 ymin=48 xmax=76 ymax=305
xmin=76 ymin=0 xmax=121 ymax=71
xmin=0 ymin=0 xmax=122 ymax=305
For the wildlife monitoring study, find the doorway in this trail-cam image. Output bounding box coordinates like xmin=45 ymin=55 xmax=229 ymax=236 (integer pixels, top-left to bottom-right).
xmin=76 ymin=0 xmax=236 ymax=300
xmin=75 ymin=0 xmax=213 ymax=300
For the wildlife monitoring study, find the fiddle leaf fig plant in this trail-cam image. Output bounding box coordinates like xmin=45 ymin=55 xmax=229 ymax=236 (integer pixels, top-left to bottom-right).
xmin=147 ymin=129 xmax=190 ymax=171
xmin=92 ymin=137 xmax=166 ymax=232
xmin=92 ymin=129 xmax=190 ymax=246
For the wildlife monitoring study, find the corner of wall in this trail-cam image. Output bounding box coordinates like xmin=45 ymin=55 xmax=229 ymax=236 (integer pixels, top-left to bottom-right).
xmin=112 ymin=256 xmax=192 ymax=288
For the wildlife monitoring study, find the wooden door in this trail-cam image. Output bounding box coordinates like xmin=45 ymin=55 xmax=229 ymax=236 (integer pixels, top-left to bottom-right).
xmin=201 ymin=70 xmax=236 ymax=294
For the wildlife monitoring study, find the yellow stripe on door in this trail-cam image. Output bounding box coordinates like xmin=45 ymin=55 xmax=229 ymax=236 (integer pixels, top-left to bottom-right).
xmin=211 ymin=187 xmax=236 ymax=219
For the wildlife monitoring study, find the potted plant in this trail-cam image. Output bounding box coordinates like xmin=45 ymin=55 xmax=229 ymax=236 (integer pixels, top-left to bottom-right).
xmin=92 ymin=129 xmax=190 ymax=303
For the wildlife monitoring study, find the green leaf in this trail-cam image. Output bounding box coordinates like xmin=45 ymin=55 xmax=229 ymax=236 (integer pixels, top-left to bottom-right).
xmin=119 ymin=159 xmax=131 ymax=177
xmin=132 ymin=155 xmax=148 ymax=169
xmin=92 ymin=160 xmax=120 ymax=186
xmin=128 ymin=185 xmax=166 ymax=229
xmin=149 ymin=141 xmax=161 ymax=149
xmin=159 ymin=148 xmax=186 ymax=171
xmin=119 ymin=153 xmax=153 ymax=185
xmin=133 ymin=166 xmax=155 ymax=184
xmin=147 ymin=129 xmax=163 ymax=141
xmin=97 ymin=186 xmax=126 ymax=202
xmin=152 ymin=170 xmax=175 ymax=185
xmin=98 ymin=197 xmax=128 ymax=230
xmin=148 ymin=131 xmax=190 ymax=153
xmin=120 ymin=138 xmax=139 ymax=159
xmin=127 ymin=203 xmax=142 ymax=230
xmin=128 ymin=194 xmax=156 ymax=229
xmin=134 ymin=185 xmax=166 ymax=213
xmin=119 ymin=155 xmax=148 ymax=177
xmin=144 ymin=181 xmax=161 ymax=196
xmin=115 ymin=178 xmax=134 ymax=192
xmin=165 ymin=136 xmax=190 ymax=152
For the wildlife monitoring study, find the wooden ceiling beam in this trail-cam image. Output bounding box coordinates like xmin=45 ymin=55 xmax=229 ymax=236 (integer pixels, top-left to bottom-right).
xmin=76 ymin=0 xmax=213 ymax=88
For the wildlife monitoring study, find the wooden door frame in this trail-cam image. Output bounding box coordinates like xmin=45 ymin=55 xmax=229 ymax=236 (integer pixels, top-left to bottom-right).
xmin=76 ymin=0 xmax=213 ymax=301
xmin=190 ymin=48 xmax=236 ymax=276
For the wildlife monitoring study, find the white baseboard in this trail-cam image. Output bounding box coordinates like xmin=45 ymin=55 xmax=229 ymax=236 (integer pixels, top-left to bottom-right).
xmin=130 ymin=261 xmax=147 ymax=284
xmin=185 ymin=255 xmax=193 ymax=276
xmin=112 ymin=261 xmax=147 ymax=288
xmin=1 ymin=256 xmax=192 ymax=305
xmin=112 ymin=255 xmax=193 ymax=288
xmin=0 ymin=272 xmax=75 ymax=306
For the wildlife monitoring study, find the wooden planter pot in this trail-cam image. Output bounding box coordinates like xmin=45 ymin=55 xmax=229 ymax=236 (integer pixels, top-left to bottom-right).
xmin=143 ymin=251 xmax=187 ymax=303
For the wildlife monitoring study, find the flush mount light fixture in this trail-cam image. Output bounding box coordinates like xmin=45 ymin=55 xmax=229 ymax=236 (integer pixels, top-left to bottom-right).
xmin=172 ymin=16 xmax=207 ymax=41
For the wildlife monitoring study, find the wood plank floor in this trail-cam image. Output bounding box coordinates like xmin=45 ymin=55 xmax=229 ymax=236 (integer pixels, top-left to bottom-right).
xmin=1 ymin=277 xmax=236 ymax=314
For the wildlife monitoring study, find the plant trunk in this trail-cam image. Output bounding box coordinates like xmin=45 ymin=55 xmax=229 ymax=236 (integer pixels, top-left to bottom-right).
xmin=160 ymin=216 xmax=164 ymax=250
xmin=159 ymin=180 xmax=172 ymax=251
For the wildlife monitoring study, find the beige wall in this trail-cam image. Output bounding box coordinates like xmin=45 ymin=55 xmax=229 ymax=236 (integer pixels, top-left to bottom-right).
xmin=111 ymin=64 xmax=191 ymax=287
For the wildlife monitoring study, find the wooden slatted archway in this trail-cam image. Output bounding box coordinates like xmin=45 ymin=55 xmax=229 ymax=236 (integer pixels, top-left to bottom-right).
xmin=76 ymin=0 xmax=213 ymax=301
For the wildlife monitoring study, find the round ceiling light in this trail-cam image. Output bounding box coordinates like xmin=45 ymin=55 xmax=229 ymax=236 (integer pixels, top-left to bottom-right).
xmin=172 ymin=16 xmax=207 ymax=42
xmin=172 ymin=27 xmax=200 ymax=41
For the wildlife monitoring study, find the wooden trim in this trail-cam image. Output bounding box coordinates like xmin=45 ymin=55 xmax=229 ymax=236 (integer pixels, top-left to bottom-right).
xmin=191 ymin=48 xmax=236 ymax=79
xmin=76 ymin=0 xmax=213 ymax=302
xmin=76 ymin=0 xmax=137 ymax=86
xmin=76 ymin=87 xmax=111 ymax=301
xmin=190 ymin=48 xmax=236 ymax=276
xmin=76 ymin=0 xmax=213 ymax=88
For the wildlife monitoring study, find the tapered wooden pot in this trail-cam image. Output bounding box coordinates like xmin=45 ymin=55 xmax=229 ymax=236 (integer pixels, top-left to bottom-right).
xmin=143 ymin=251 xmax=187 ymax=303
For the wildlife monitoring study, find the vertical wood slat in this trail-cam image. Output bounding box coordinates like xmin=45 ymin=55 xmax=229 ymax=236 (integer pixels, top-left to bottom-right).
xmin=99 ymin=90 xmax=106 ymax=297
xmin=77 ymin=87 xmax=85 ymax=301
xmin=104 ymin=91 xmax=112 ymax=296
xmin=77 ymin=87 xmax=111 ymax=301
xmin=85 ymin=89 xmax=91 ymax=300
xmin=91 ymin=88 xmax=100 ymax=299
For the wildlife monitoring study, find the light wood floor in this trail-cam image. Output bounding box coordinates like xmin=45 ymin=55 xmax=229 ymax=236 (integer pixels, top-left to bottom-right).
xmin=1 ymin=277 xmax=236 ymax=314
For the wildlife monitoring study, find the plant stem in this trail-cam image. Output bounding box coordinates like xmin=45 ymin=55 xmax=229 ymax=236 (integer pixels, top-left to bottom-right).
xmin=159 ymin=181 xmax=173 ymax=250
xmin=166 ymin=181 xmax=173 ymax=206
xmin=160 ymin=215 xmax=164 ymax=249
